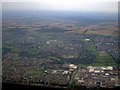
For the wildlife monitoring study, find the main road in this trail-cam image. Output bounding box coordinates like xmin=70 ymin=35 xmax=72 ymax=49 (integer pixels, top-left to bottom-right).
xmin=69 ymin=68 xmax=79 ymax=85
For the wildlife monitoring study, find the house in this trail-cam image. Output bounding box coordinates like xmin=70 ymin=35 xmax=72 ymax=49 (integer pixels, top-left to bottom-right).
xmin=78 ymin=80 xmax=84 ymax=83
xmin=46 ymin=41 xmax=50 ymax=44
xmin=69 ymin=64 xmax=77 ymax=69
xmin=85 ymin=39 xmax=90 ymax=41
xmin=89 ymin=68 xmax=94 ymax=72
xmin=94 ymin=70 xmax=100 ymax=73
xmin=63 ymin=71 xmax=69 ymax=75
xmin=102 ymin=66 xmax=113 ymax=70
xmin=105 ymin=73 xmax=109 ymax=75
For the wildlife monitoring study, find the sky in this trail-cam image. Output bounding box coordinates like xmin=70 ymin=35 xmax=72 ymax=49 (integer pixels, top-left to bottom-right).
xmin=2 ymin=0 xmax=119 ymax=12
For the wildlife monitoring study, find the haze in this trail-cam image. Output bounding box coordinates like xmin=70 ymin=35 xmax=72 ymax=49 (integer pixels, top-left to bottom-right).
xmin=2 ymin=0 xmax=118 ymax=12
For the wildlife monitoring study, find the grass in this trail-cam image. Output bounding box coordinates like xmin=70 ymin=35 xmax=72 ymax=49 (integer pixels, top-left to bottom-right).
xmin=11 ymin=56 xmax=22 ymax=61
xmin=87 ymin=45 xmax=96 ymax=50
xmin=27 ymin=48 xmax=39 ymax=55
xmin=90 ymin=51 xmax=117 ymax=66
xmin=85 ymin=40 xmax=96 ymax=51
xmin=9 ymin=67 xmax=15 ymax=70
xmin=6 ymin=46 xmax=22 ymax=53
xmin=29 ymin=70 xmax=43 ymax=75
xmin=49 ymin=56 xmax=61 ymax=61
xmin=63 ymin=55 xmax=78 ymax=59
xmin=3 ymin=37 xmax=23 ymax=45
xmin=73 ymin=55 xmax=78 ymax=58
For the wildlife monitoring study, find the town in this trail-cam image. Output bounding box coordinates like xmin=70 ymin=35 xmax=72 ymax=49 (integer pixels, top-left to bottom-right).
xmin=2 ymin=10 xmax=119 ymax=89
xmin=3 ymin=62 xmax=120 ymax=88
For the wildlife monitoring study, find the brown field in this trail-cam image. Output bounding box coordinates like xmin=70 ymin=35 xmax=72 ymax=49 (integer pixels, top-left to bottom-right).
xmin=65 ymin=22 xmax=117 ymax=36
xmin=4 ymin=21 xmax=117 ymax=36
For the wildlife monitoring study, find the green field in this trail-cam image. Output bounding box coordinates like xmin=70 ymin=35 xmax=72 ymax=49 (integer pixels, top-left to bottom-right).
xmin=90 ymin=51 xmax=117 ymax=66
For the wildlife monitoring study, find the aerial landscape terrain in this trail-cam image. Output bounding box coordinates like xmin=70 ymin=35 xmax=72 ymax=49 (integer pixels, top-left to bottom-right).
xmin=2 ymin=1 xmax=120 ymax=89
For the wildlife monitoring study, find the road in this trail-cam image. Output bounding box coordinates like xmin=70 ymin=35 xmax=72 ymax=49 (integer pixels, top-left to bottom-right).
xmin=69 ymin=68 xmax=79 ymax=85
